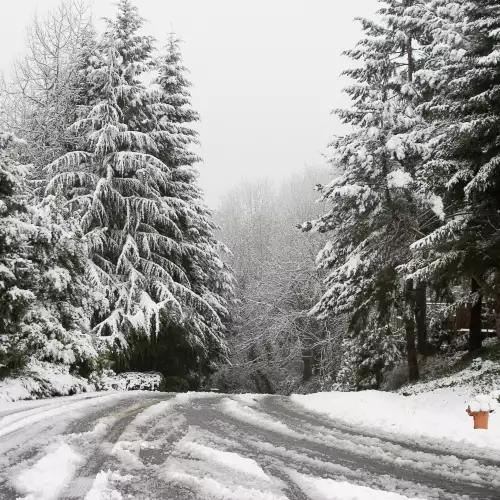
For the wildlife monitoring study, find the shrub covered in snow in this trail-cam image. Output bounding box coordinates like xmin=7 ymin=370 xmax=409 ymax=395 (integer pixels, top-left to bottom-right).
xmin=0 ymin=360 xmax=94 ymax=402
xmin=90 ymin=370 xmax=164 ymax=392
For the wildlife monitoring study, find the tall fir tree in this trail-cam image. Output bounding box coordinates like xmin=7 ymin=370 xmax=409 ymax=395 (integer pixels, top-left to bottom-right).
xmin=118 ymin=32 xmax=234 ymax=381
xmin=44 ymin=1 xmax=232 ymax=384
xmin=408 ymin=0 xmax=500 ymax=347
xmin=304 ymin=3 xmax=444 ymax=387
xmin=153 ymin=34 xmax=233 ymax=355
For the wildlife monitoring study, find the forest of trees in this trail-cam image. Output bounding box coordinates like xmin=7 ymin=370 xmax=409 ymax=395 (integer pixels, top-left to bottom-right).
xmin=215 ymin=0 xmax=500 ymax=393
xmin=1 ymin=0 xmax=500 ymax=395
xmin=0 ymin=0 xmax=233 ymax=391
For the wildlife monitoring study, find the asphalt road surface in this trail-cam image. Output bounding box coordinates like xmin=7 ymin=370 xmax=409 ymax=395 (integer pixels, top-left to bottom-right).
xmin=1 ymin=392 xmax=499 ymax=499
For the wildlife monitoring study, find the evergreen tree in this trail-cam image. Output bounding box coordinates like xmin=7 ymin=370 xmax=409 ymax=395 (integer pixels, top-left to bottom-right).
xmin=45 ymin=35 xmax=176 ymax=346
xmin=113 ymin=32 xmax=235 ymax=381
xmin=0 ymin=132 xmax=35 ymax=375
xmin=408 ymin=0 xmax=500 ymax=347
xmin=153 ymin=34 xmax=233 ymax=357
xmin=45 ymin=1 xmax=232 ymax=382
xmin=0 ymin=132 xmax=97 ymax=378
xmin=303 ymin=4 xmax=442 ymax=387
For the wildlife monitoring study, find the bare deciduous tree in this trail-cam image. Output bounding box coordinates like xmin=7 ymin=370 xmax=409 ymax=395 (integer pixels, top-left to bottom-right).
xmin=1 ymin=0 xmax=94 ymax=170
xmin=213 ymin=167 xmax=345 ymax=394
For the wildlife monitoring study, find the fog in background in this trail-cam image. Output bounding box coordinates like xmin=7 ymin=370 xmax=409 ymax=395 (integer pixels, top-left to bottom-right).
xmin=0 ymin=0 xmax=378 ymax=207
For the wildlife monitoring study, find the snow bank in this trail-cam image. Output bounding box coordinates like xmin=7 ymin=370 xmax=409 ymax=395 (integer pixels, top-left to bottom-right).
xmin=0 ymin=365 xmax=164 ymax=403
xmin=292 ymin=387 xmax=500 ymax=454
xmin=0 ymin=360 xmax=94 ymax=403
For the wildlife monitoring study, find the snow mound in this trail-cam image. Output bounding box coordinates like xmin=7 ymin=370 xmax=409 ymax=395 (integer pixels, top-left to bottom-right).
xmin=0 ymin=360 xmax=94 ymax=403
xmin=14 ymin=443 xmax=83 ymax=500
xmin=288 ymin=469 xmax=421 ymax=500
xmin=84 ymin=470 xmax=134 ymax=500
xmin=468 ymin=393 xmax=499 ymax=413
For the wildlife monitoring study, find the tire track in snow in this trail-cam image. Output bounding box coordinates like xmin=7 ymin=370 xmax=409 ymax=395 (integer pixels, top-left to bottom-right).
xmin=1 ymin=393 xmax=171 ymax=500
xmin=62 ymin=395 xmax=173 ymax=499
xmin=3 ymin=392 xmax=500 ymax=500
xmin=190 ymin=405 xmax=449 ymax=500
xmin=260 ymin=396 xmax=500 ymax=487
xmin=215 ymin=396 xmax=498 ymax=499
xmin=265 ymin=395 xmax=500 ymax=463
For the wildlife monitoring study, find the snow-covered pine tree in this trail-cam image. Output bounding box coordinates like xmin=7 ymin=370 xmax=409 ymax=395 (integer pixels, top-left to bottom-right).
xmin=45 ymin=2 xmax=232 ymax=382
xmin=0 ymin=132 xmax=35 ymax=376
xmin=22 ymin=196 xmax=99 ymax=376
xmin=303 ymin=4 xmax=443 ymax=388
xmin=408 ymin=0 xmax=500 ymax=346
xmin=134 ymin=33 xmax=234 ymax=379
xmin=45 ymin=27 xmax=171 ymax=347
xmin=0 ymin=131 xmax=97 ymax=380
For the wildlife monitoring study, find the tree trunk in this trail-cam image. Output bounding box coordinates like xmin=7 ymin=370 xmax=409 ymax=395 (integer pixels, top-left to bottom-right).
xmin=415 ymin=280 xmax=429 ymax=356
xmin=494 ymin=270 xmax=500 ymax=344
xmin=252 ymin=374 xmax=263 ymax=394
xmin=257 ymin=370 xmax=274 ymax=394
xmin=494 ymin=294 xmax=500 ymax=344
xmin=302 ymin=350 xmax=313 ymax=383
xmin=407 ymin=36 xmax=414 ymax=83
xmin=404 ymin=279 xmax=419 ymax=382
xmin=468 ymin=278 xmax=483 ymax=353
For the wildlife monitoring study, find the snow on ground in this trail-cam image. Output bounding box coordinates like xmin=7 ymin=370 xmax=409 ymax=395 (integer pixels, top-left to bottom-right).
xmin=161 ymin=426 xmax=289 ymax=500
xmin=221 ymin=395 xmax=500 ymax=488
xmin=399 ymin=357 xmax=500 ymax=396
xmin=176 ymin=440 xmax=271 ymax=480
xmin=287 ymin=469 xmax=421 ymax=500
xmin=0 ymin=392 xmax=126 ymax=437
xmin=3 ymin=392 xmax=500 ymax=499
xmin=84 ymin=471 xmax=134 ymax=500
xmin=14 ymin=443 xmax=83 ymax=500
xmin=0 ymin=364 xmax=166 ymax=403
xmin=292 ymin=382 xmax=500 ymax=456
xmin=0 ymin=360 xmax=94 ymax=403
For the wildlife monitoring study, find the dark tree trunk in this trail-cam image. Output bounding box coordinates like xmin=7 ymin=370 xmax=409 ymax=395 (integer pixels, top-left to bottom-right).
xmin=495 ymin=271 xmax=500 ymax=344
xmin=468 ymin=278 xmax=483 ymax=353
xmin=404 ymin=280 xmax=419 ymax=382
xmin=252 ymin=374 xmax=263 ymax=394
xmin=302 ymin=350 xmax=313 ymax=382
xmin=257 ymin=370 xmax=274 ymax=394
xmin=415 ymin=281 xmax=429 ymax=356
xmin=407 ymin=35 xmax=414 ymax=83
xmin=495 ymin=299 xmax=500 ymax=344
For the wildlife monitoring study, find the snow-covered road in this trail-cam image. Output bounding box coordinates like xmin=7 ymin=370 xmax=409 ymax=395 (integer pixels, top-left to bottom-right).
xmin=0 ymin=392 xmax=498 ymax=500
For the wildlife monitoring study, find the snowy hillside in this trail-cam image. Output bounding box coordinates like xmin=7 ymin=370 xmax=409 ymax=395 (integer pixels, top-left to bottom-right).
xmin=293 ymin=356 xmax=500 ymax=459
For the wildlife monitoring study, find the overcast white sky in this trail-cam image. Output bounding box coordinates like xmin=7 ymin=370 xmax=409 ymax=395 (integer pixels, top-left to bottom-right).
xmin=0 ymin=0 xmax=378 ymax=207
